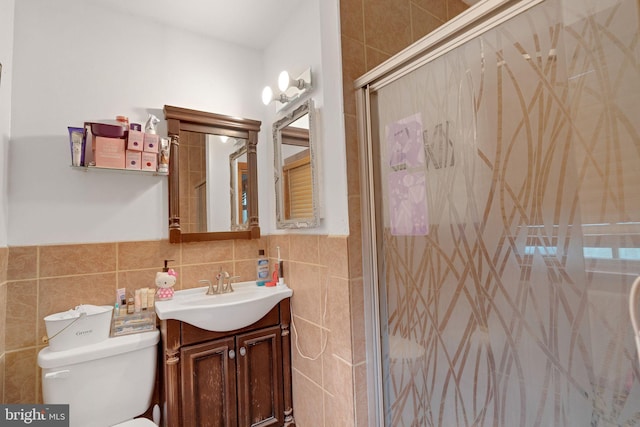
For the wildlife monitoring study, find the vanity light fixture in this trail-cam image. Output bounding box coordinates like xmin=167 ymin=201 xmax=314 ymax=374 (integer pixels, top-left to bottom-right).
xmin=261 ymin=86 xmax=292 ymax=106
xmin=262 ymin=67 xmax=312 ymax=110
xmin=278 ymin=70 xmax=311 ymax=92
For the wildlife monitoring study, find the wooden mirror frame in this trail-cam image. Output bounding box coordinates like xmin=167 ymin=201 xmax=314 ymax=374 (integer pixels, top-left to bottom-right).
xmin=164 ymin=105 xmax=261 ymax=243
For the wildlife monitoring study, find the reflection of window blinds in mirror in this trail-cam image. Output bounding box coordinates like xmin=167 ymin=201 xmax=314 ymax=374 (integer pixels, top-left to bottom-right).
xmin=283 ymin=150 xmax=312 ymax=220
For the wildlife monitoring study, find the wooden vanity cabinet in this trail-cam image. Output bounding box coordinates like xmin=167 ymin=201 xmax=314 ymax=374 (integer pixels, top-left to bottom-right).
xmin=180 ymin=337 xmax=238 ymax=427
xmin=160 ymin=299 xmax=295 ymax=427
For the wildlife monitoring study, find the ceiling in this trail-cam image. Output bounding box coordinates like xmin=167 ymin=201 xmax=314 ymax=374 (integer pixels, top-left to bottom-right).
xmin=85 ymin=0 xmax=303 ymax=50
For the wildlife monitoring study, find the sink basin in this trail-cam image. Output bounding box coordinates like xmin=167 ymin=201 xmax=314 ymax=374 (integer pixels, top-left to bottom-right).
xmin=154 ymin=281 xmax=293 ymax=332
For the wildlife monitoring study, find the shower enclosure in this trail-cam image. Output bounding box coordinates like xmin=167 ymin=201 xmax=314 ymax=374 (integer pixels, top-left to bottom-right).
xmin=356 ymin=0 xmax=640 ymax=425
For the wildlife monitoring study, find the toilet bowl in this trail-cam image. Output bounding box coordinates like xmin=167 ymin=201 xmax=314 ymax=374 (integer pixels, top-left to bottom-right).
xmin=38 ymin=329 xmax=160 ymax=427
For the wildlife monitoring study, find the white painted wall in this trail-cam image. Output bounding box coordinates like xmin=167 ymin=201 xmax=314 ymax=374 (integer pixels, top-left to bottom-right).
xmin=262 ymin=0 xmax=348 ymax=235
xmin=0 ymin=0 xmax=14 ymax=247
xmin=7 ymin=0 xmax=345 ymax=245
xmin=9 ymin=0 xmax=265 ymax=245
xmin=318 ymin=0 xmax=348 ymax=235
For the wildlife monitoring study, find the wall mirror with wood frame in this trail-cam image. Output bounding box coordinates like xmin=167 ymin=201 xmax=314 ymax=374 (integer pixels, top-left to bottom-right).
xmin=164 ymin=105 xmax=261 ymax=243
xmin=273 ymin=99 xmax=319 ymax=229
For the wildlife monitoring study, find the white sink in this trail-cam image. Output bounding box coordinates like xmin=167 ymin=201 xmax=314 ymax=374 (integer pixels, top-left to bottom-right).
xmin=154 ymin=281 xmax=293 ymax=332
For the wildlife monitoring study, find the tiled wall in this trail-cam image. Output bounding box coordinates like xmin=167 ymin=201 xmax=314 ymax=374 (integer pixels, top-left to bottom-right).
xmin=0 ymin=247 xmax=7 ymax=403
xmin=272 ymin=235 xmax=354 ymax=426
xmin=1 ymin=235 xmax=350 ymax=423
xmin=339 ymin=0 xmax=470 ymax=425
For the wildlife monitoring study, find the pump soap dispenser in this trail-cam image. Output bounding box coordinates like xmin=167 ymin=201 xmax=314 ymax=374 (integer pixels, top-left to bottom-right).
xmin=156 ymin=259 xmax=177 ymax=301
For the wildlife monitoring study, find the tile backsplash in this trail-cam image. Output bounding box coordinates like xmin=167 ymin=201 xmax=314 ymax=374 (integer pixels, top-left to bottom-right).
xmin=1 ymin=236 xmax=356 ymax=425
xmin=0 ymin=246 xmax=7 ymax=404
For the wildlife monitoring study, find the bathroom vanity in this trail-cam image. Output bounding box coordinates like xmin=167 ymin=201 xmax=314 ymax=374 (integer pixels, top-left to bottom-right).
xmin=159 ymin=298 xmax=295 ymax=427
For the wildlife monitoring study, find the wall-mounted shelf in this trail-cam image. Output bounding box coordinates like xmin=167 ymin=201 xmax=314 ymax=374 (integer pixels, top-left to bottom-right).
xmin=71 ymin=165 xmax=168 ymax=177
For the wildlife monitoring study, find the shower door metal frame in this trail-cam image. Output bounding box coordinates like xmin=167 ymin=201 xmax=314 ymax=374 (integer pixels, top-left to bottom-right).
xmin=355 ymin=0 xmax=547 ymax=424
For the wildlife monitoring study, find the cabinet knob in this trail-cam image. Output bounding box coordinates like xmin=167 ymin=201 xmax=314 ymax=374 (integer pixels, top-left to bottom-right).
xmin=239 ymin=346 xmax=246 ymax=357
xmin=229 ymin=349 xmax=236 ymax=359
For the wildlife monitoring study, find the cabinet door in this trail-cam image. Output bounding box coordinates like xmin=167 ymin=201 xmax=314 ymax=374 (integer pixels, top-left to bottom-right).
xmin=236 ymin=326 xmax=284 ymax=427
xmin=181 ymin=337 xmax=238 ymax=427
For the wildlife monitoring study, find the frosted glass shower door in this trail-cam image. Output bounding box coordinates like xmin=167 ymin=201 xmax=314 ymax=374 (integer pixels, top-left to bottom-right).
xmin=366 ymin=0 xmax=640 ymax=425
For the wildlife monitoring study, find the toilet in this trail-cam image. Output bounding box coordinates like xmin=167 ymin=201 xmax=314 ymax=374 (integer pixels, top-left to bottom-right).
xmin=37 ymin=329 xmax=160 ymax=427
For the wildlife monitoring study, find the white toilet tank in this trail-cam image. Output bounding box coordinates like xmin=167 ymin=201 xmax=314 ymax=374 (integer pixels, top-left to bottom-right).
xmin=38 ymin=329 xmax=160 ymax=427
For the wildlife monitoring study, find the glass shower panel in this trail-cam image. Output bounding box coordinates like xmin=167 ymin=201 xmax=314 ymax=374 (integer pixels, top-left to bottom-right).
xmin=371 ymin=0 xmax=640 ymax=425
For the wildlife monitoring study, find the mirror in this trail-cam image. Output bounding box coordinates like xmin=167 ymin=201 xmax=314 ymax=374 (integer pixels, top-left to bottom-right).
xmin=174 ymin=131 xmax=249 ymax=233
xmin=164 ymin=105 xmax=261 ymax=243
xmin=273 ymin=99 xmax=319 ymax=228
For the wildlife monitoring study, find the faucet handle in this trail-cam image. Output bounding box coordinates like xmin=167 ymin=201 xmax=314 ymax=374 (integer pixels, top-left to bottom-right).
xmin=200 ymin=279 xmax=218 ymax=296
xmin=226 ymin=276 xmax=240 ymax=293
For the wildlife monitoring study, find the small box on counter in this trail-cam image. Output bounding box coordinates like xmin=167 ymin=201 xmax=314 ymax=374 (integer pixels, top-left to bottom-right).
xmin=143 ymin=133 xmax=159 ymax=153
xmin=125 ymin=150 xmax=142 ymax=170
xmin=141 ymin=152 xmax=157 ymax=171
xmin=127 ymin=130 xmax=144 ymax=151
xmin=94 ymin=136 xmax=125 ymax=169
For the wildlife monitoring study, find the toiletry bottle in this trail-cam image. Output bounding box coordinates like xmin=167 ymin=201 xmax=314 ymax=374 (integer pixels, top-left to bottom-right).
xmin=158 ymin=138 xmax=170 ymax=173
xmin=134 ymin=289 xmax=141 ymax=313
xmin=256 ymin=249 xmax=269 ymax=286
xmin=116 ymin=288 xmax=127 ymax=316
xmin=116 ymin=115 xmax=129 ymax=130
xmin=140 ymin=287 xmax=149 ymax=311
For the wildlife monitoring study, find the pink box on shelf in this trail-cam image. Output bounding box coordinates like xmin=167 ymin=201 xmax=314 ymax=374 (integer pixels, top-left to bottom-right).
xmin=127 ymin=130 xmax=144 ymax=151
xmin=141 ymin=152 xmax=157 ymax=171
xmin=94 ymin=136 xmax=125 ymax=169
xmin=126 ymin=150 xmax=142 ymax=170
xmin=143 ymin=133 xmax=159 ymax=153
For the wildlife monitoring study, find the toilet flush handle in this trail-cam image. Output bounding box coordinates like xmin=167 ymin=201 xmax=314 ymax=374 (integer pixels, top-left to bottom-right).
xmin=44 ymin=370 xmax=70 ymax=379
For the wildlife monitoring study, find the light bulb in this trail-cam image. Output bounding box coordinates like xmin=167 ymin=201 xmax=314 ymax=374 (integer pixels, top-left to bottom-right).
xmin=262 ymin=86 xmax=273 ymax=105
xmin=278 ymin=71 xmax=291 ymax=92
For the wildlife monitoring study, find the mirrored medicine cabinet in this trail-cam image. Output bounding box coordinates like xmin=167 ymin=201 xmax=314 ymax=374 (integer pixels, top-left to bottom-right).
xmin=273 ymin=99 xmax=319 ymax=229
xmin=164 ymin=105 xmax=261 ymax=243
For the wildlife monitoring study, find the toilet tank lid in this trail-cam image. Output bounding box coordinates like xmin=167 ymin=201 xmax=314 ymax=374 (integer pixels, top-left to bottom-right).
xmin=38 ymin=329 xmax=159 ymax=369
